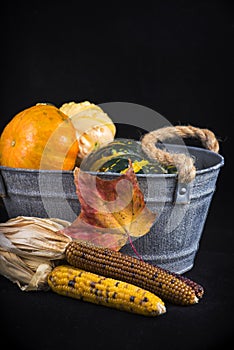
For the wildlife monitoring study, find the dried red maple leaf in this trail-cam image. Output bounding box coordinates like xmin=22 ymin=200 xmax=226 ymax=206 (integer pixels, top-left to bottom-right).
xmin=61 ymin=161 xmax=156 ymax=250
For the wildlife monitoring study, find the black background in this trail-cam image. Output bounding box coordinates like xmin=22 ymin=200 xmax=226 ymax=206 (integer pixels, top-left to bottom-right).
xmin=1 ymin=1 xmax=234 ymax=349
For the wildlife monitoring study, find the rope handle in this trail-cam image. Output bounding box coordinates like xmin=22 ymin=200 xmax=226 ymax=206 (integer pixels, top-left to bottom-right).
xmin=141 ymin=125 xmax=219 ymax=184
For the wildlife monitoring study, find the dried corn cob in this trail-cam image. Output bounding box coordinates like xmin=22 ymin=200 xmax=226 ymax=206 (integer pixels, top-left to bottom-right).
xmin=48 ymin=265 xmax=166 ymax=317
xmin=65 ymin=240 xmax=204 ymax=305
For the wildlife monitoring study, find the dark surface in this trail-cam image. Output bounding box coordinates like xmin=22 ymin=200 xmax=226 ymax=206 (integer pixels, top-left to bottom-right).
xmin=1 ymin=1 xmax=234 ymax=349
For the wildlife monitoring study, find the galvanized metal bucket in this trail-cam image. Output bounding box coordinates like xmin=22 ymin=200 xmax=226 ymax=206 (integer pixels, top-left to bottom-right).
xmin=0 ymin=127 xmax=224 ymax=274
xmin=0 ymin=145 xmax=224 ymax=273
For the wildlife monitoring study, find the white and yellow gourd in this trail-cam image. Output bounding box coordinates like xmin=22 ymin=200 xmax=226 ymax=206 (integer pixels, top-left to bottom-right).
xmin=60 ymin=101 xmax=116 ymax=159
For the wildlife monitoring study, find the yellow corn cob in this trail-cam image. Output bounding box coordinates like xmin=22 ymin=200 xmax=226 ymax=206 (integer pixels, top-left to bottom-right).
xmin=65 ymin=240 xmax=204 ymax=306
xmin=48 ymin=265 xmax=166 ymax=317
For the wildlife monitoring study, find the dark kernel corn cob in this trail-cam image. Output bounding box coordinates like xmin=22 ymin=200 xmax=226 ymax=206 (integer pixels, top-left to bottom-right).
xmin=170 ymin=271 xmax=204 ymax=299
xmin=65 ymin=240 xmax=204 ymax=305
xmin=48 ymin=265 xmax=166 ymax=317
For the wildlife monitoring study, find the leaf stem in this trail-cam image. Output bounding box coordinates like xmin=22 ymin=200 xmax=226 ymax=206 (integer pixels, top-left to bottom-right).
xmin=127 ymin=234 xmax=144 ymax=262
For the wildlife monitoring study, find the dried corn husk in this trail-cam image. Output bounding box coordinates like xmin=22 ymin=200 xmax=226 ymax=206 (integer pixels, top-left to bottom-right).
xmin=0 ymin=249 xmax=52 ymax=291
xmin=0 ymin=216 xmax=72 ymax=291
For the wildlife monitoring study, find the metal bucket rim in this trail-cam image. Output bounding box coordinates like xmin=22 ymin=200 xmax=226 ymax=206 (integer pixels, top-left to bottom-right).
xmin=0 ymin=145 xmax=224 ymax=178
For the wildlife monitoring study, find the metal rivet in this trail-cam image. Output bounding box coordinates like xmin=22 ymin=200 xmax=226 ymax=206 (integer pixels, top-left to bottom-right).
xmin=179 ymin=187 xmax=187 ymax=195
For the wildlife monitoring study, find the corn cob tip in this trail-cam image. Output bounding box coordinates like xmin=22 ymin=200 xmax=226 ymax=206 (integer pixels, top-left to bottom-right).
xmin=157 ymin=302 xmax=166 ymax=315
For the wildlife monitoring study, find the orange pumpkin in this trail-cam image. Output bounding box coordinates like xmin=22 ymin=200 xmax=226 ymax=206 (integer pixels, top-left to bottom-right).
xmin=0 ymin=104 xmax=79 ymax=170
